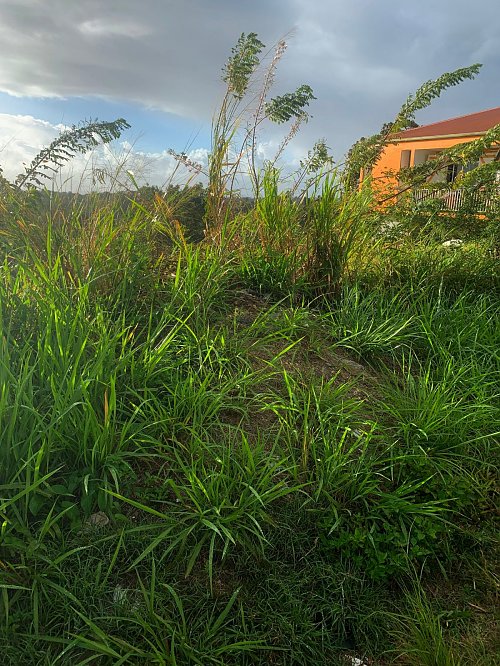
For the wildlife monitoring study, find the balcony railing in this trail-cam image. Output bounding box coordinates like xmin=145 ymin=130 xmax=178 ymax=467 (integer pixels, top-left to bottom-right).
xmin=413 ymin=187 xmax=497 ymax=213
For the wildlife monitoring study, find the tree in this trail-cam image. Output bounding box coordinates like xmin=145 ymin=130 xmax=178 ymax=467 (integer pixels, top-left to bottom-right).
xmin=344 ymin=121 xmax=418 ymax=191
xmin=344 ymin=64 xmax=482 ymax=190
xmin=13 ymin=118 xmax=131 ymax=190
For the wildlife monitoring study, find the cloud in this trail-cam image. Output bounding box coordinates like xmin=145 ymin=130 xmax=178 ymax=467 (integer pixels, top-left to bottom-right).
xmin=0 ymin=113 xmax=208 ymax=191
xmin=278 ymin=0 xmax=500 ymax=157
xmin=78 ymin=19 xmax=152 ymax=39
xmin=0 ymin=0 xmax=498 ymax=169
xmin=0 ymin=113 xmax=296 ymax=195
xmin=0 ymin=114 xmax=60 ymax=180
xmin=0 ymin=0 xmax=291 ymax=117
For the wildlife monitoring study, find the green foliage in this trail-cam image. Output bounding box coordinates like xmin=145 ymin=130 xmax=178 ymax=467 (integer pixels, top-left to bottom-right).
xmin=396 ymin=64 xmax=482 ymax=130
xmin=344 ymin=63 xmax=483 ymax=188
xmin=319 ymin=488 xmax=448 ymax=580
xmin=390 ymin=585 xmax=465 ymax=666
xmin=326 ymin=285 xmax=416 ymax=359
xmin=265 ymin=84 xmax=316 ymax=124
xmin=239 ymin=167 xmax=374 ymax=301
xmin=299 ymin=138 xmax=335 ymax=173
xmin=1 ymin=48 xmax=499 ymax=666
xmin=2 ymin=184 xmax=498 ymax=663
xmin=203 ymin=33 xmax=319 ymax=228
xmin=222 ymin=32 xmax=265 ymax=100
xmin=14 ymin=118 xmax=130 ymax=190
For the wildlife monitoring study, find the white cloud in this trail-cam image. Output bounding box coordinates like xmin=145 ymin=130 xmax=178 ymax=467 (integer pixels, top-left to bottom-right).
xmin=0 ymin=114 xmax=60 ymax=180
xmin=0 ymin=113 xmax=307 ymax=194
xmin=256 ymin=139 xmax=280 ymax=162
xmin=78 ymin=19 xmax=152 ymax=39
xmin=0 ymin=113 xmax=208 ymax=191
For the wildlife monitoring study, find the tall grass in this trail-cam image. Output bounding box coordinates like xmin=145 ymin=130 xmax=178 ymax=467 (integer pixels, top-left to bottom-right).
xmin=240 ymin=168 xmax=376 ymax=301
xmin=1 ymin=167 xmax=498 ymax=664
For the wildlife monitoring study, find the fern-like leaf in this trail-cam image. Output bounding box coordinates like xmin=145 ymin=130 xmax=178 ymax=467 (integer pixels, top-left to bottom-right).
xmin=15 ymin=117 xmax=131 ymax=189
xmin=345 ymin=64 xmax=483 ymax=185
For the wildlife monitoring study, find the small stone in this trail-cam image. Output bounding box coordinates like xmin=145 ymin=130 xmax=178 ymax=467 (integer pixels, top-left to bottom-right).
xmin=341 ymin=359 xmax=366 ymax=375
xmin=442 ymin=239 xmax=463 ymax=248
xmin=344 ymin=657 xmax=368 ymax=666
xmin=88 ymin=511 xmax=110 ymax=527
xmin=112 ymin=585 xmax=128 ymax=605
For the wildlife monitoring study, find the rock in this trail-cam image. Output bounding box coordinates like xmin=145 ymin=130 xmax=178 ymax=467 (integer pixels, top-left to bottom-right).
xmin=344 ymin=657 xmax=369 ymax=666
xmin=88 ymin=511 xmax=110 ymax=527
xmin=112 ymin=585 xmax=128 ymax=605
xmin=341 ymin=358 xmax=366 ymax=375
xmin=442 ymin=239 xmax=463 ymax=248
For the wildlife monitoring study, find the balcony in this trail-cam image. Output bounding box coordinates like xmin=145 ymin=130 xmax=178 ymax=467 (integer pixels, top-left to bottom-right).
xmin=413 ymin=187 xmax=497 ymax=213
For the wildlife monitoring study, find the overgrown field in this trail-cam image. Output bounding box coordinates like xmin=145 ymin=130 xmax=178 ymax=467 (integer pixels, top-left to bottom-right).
xmin=0 ymin=179 xmax=499 ymax=665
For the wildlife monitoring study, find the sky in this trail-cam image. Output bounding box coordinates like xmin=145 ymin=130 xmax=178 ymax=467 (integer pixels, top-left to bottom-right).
xmin=0 ymin=0 xmax=498 ymax=190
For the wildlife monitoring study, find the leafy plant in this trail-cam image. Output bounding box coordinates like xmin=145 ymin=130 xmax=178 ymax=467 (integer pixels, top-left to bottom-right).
xmin=184 ymin=32 xmax=324 ymax=231
xmin=345 ymin=64 xmax=482 ymax=190
xmin=1 ymin=35 xmax=498 ymax=666
xmin=14 ymin=118 xmax=130 ymax=190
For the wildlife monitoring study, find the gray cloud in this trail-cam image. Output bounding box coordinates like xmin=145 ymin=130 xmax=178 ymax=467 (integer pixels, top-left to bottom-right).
xmin=0 ymin=0 xmax=290 ymax=114
xmin=281 ymin=0 xmax=500 ymax=157
xmin=0 ymin=0 xmax=498 ymax=165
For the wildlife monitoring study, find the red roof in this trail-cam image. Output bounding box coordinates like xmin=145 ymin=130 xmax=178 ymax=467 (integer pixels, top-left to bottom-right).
xmin=396 ymin=107 xmax=500 ymax=139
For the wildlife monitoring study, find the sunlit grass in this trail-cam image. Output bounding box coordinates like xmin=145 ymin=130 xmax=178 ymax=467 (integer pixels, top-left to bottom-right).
xmin=0 ymin=174 xmax=498 ymax=664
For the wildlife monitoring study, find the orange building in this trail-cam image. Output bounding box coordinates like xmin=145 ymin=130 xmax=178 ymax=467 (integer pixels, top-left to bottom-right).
xmin=366 ymin=107 xmax=500 ymax=206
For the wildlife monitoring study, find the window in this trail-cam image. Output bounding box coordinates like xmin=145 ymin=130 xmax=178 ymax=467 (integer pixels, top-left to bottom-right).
xmin=400 ymin=150 xmax=411 ymax=169
xmin=446 ymin=164 xmax=460 ymax=183
xmin=446 ymin=161 xmax=478 ymax=183
xmin=462 ymin=160 xmax=478 ymax=174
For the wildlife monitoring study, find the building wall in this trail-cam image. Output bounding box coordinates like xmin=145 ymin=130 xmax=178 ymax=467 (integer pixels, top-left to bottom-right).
xmin=368 ymin=135 xmax=481 ymax=198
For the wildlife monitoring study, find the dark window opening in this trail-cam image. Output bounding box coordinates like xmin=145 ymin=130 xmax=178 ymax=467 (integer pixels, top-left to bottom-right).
xmin=446 ymin=161 xmax=479 ymax=182
xmin=446 ymin=164 xmax=460 ymax=183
